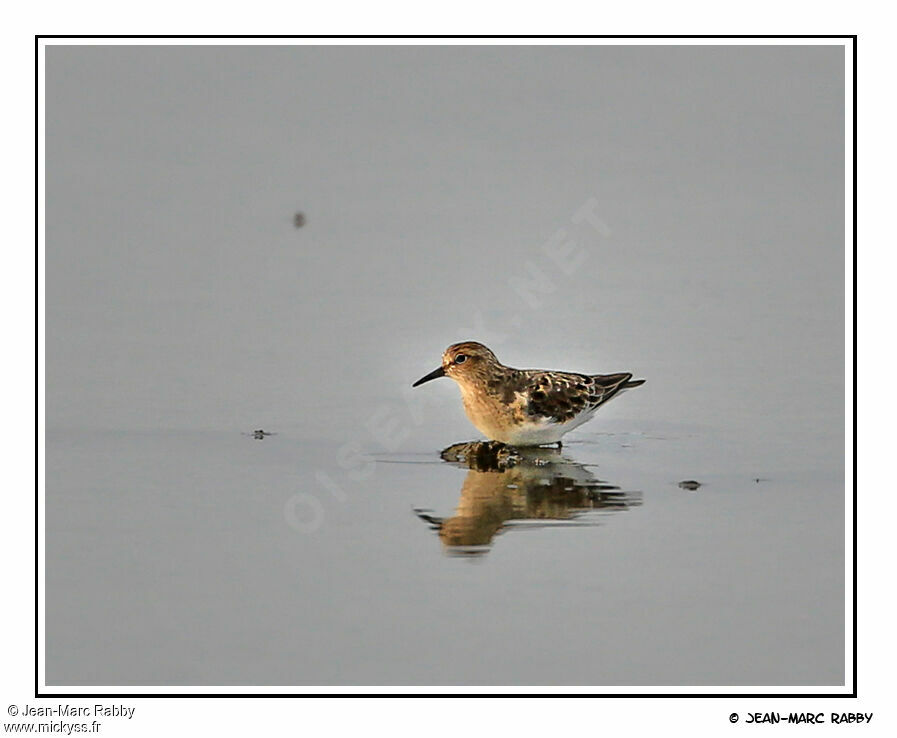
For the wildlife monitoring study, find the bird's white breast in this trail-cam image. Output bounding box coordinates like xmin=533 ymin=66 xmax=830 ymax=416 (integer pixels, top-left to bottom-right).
xmin=500 ymin=408 xmax=597 ymax=446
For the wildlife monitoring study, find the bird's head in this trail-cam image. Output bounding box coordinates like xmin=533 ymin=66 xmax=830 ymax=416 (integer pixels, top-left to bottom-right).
xmin=412 ymin=341 xmax=500 ymax=388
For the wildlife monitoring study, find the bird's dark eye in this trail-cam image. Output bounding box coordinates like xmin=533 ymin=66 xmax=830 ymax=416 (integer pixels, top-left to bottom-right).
xmin=454 ymin=354 xmax=468 ymax=364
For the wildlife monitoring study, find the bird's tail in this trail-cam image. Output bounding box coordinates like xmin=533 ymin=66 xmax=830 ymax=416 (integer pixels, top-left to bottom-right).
xmin=623 ymin=378 xmax=646 ymax=388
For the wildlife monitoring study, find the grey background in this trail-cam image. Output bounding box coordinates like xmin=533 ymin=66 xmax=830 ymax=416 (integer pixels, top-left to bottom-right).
xmin=46 ymin=45 xmax=845 ymax=686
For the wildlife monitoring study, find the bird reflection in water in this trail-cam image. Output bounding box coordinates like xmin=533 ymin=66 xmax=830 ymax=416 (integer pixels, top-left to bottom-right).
xmin=415 ymin=441 xmax=640 ymax=557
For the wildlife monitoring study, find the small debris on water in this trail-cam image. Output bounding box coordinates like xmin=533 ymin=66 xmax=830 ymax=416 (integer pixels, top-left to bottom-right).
xmin=678 ymin=480 xmax=702 ymax=491
xmin=440 ymin=440 xmax=522 ymax=471
xmin=249 ymin=429 xmax=275 ymax=440
xmin=293 ymin=212 xmax=306 ymax=228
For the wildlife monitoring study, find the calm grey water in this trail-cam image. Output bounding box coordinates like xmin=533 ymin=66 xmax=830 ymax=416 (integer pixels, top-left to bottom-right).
xmin=45 ymin=45 xmax=845 ymax=686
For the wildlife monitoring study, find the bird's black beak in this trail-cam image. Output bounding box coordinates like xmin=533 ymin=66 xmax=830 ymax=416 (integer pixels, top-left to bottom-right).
xmin=412 ymin=366 xmax=445 ymax=387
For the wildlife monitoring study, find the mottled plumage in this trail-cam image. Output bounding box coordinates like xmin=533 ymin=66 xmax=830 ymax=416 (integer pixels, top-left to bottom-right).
xmin=412 ymin=341 xmax=645 ymax=446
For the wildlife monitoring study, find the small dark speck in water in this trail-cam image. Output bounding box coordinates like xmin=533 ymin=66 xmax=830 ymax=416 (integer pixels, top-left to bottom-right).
xmin=247 ymin=429 xmax=276 ymax=440
xmin=293 ymin=212 xmax=306 ymax=228
xmin=678 ymin=480 xmax=702 ymax=490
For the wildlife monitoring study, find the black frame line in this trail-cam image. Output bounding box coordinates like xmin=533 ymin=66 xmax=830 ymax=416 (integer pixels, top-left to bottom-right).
xmin=34 ymin=33 xmax=858 ymax=700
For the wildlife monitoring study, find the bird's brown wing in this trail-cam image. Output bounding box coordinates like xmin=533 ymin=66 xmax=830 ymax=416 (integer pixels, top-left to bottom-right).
xmin=523 ymin=371 xmax=636 ymax=422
